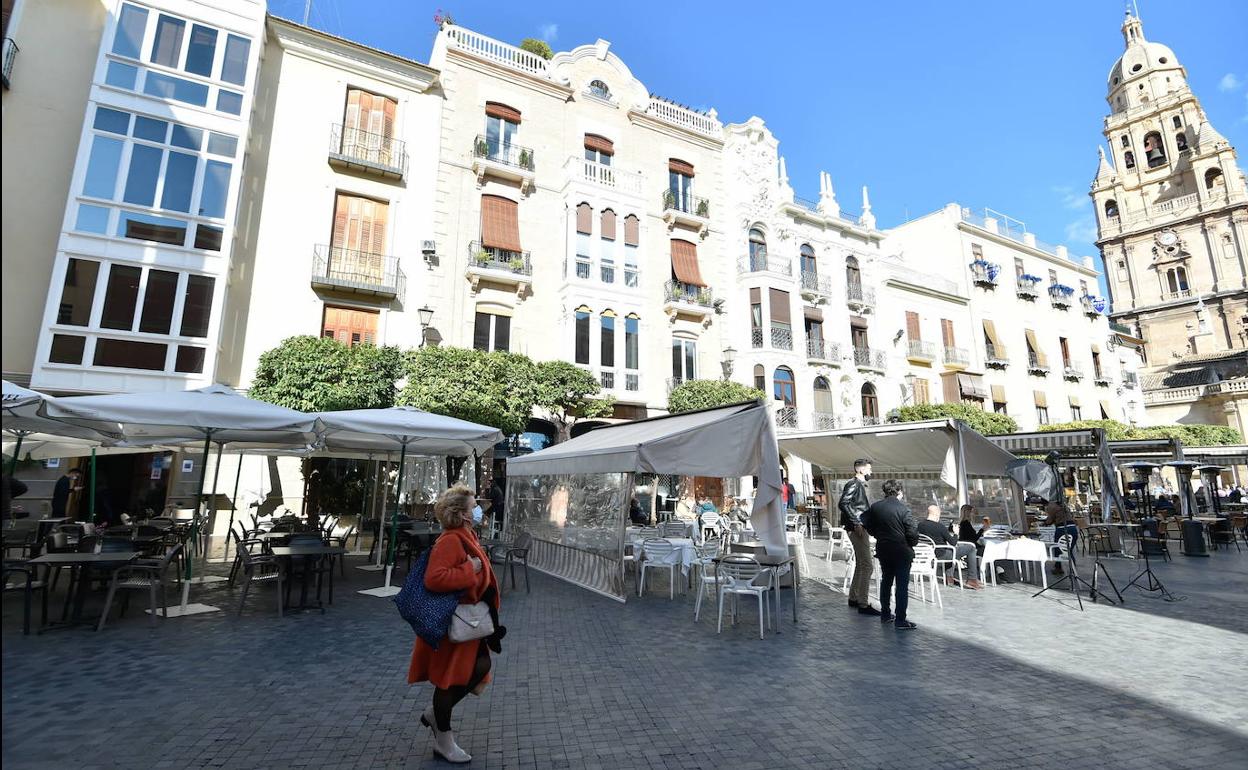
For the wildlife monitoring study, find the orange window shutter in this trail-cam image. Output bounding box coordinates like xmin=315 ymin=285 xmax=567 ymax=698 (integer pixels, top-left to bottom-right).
xmin=358 ymin=198 xmax=374 ymax=254
xmin=361 ymin=309 xmax=378 ymax=345
xmin=331 ymin=194 xmax=350 ymax=250
xmin=576 ymin=203 xmax=592 ymax=235
xmin=382 ymin=98 xmax=396 ymax=139
xmin=601 ymin=209 xmax=616 ymax=240
xmin=624 ymin=214 xmax=639 ymax=246
xmin=344 ymin=89 xmax=362 ymax=132
xmin=905 ymin=311 xmax=921 ymax=340
xmin=941 ymin=319 xmax=955 ymax=348
xmin=372 ymin=201 xmax=388 ymax=254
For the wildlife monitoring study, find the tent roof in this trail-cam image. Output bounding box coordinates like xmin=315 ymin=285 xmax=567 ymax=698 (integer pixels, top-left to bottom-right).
xmin=2 ymin=380 xmax=118 ymax=441
xmin=506 ymin=401 xmax=769 ymax=477
xmin=317 ymin=406 xmax=503 ymax=456
xmin=1182 ymin=445 xmax=1248 ymax=466
xmin=778 ymin=419 xmax=1017 ymax=479
xmin=988 ymin=429 xmax=1105 ymax=459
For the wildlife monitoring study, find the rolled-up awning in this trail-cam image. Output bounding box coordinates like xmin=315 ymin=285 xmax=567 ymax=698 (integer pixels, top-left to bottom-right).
xmin=990 ymin=384 xmax=1006 ymax=403
xmin=1069 ymin=394 xmax=1081 ymax=408
xmin=1033 ymin=390 xmax=1048 ymax=408
xmin=481 ymin=195 xmax=522 ymax=252
xmin=958 ymin=373 xmax=988 ymax=399
xmin=485 ymin=102 xmax=521 ymax=123
xmin=668 ymin=158 xmax=694 ymax=176
xmin=670 ymin=239 xmax=705 ymax=286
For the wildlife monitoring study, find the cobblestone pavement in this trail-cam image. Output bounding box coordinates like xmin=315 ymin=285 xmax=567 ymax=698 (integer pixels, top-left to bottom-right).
xmin=3 ymin=536 xmax=1246 ymax=770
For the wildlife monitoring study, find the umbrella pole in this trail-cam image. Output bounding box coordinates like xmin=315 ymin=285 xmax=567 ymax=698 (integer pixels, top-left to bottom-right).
xmin=383 ymin=444 xmax=408 ymax=589
xmin=185 ymin=432 xmax=214 ymax=596
xmin=205 ymin=442 xmax=224 ymax=559
xmin=222 ymin=452 xmax=244 ymax=564
xmin=6 ymin=431 xmax=25 ymax=477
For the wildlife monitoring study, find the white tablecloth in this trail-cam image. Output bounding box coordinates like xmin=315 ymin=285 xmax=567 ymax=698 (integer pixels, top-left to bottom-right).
xmin=981 ymin=538 xmax=1049 ymax=583
xmin=632 ymin=537 xmax=698 ymax=575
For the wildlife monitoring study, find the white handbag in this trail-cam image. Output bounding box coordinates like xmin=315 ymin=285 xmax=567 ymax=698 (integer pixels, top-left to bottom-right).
xmin=449 ymin=601 xmax=494 ymax=643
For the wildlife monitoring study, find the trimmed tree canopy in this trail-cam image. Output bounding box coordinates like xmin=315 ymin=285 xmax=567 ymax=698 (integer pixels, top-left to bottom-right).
xmin=519 ymin=38 xmax=554 ymax=59
xmin=534 ymin=360 xmax=614 ymax=440
xmin=249 ymin=335 xmax=403 ymax=412
xmin=399 ymin=346 xmax=538 ymax=437
xmin=1038 ymin=419 xmax=1243 ymax=446
xmin=891 ymin=403 xmax=1018 ymax=436
xmin=668 ymin=379 xmax=765 ymax=415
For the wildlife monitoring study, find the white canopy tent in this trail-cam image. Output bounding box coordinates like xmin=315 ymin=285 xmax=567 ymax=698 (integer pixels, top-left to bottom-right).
xmin=504 ymin=401 xmax=786 ymax=601
xmin=779 ymin=419 xmax=1025 ymax=530
xmin=989 ymin=428 xmax=1128 ymax=522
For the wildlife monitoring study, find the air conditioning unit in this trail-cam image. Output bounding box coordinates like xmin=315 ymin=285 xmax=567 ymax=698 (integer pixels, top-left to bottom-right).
xmin=421 ymin=240 xmax=437 ymax=255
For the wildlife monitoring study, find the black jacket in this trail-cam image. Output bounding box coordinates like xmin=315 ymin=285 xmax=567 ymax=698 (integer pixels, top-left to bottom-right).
xmin=917 ymin=519 xmax=956 ymax=547
xmin=862 ymin=496 xmax=919 ymax=561
xmin=838 ymin=478 xmax=869 ymax=530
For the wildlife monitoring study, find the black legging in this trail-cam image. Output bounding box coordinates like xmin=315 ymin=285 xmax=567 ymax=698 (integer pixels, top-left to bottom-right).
xmin=432 ymin=641 xmax=491 ymax=731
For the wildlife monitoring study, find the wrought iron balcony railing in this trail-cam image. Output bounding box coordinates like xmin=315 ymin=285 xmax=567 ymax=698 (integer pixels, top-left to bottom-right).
xmin=861 ymin=415 xmax=883 ymax=427
xmin=751 ymin=328 xmax=764 ymax=349
xmin=771 ymin=327 xmax=793 ymax=351
xmin=1027 ymin=354 xmax=1050 ymax=375
xmin=1063 ymin=364 xmax=1084 ymax=381
xmin=311 ymin=245 xmax=405 ymax=298
xmin=328 ymin=124 xmax=408 ymax=178
xmin=846 ymin=284 xmax=875 ymax=309
xmin=661 ymin=190 xmax=709 ymax=218
xmin=1122 ymin=372 xmax=1139 ymax=388
xmin=1016 ymin=276 xmax=1041 ymax=299
xmin=801 ymin=271 xmax=832 ymax=296
xmin=1081 ymin=294 xmax=1106 ymax=317
xmin=468 ymin=241 xmax=533 ymax=275
xmin=807 ymin=339 xmax=841 ymax=362
xmin=473 ymin=135 xmax=535 ymax=171
xmin=775 ymin=406 xmax=799 ymax=432
xmin=664 ymin=281 xmax=713 ymax=307
xmin=907 ymin=340 xmax=936 ymax=362
xmin=969 ymin=260 xmax=1000 ymax=288
xmin=1049 ymin=285 xmax=1075 ymax=308
xmin=853 ymin=347 xmax=888 ymax=370
xmin=944 ymin=346 xmax=970 ymax=368
xmin=985 ymin=343 xmax=1009 ymax=368
xmin=813 ymin=412 xmax=840 ymax=430
xmin=739 ymin=254 xmax=792 ymax=276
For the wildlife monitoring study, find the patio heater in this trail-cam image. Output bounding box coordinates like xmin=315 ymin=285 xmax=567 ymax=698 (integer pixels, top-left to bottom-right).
xmin=1164 ymin=460 xmax=1207 ymax=557
xmin=1123 ymin=461 xmax=1159 ymax=521
xmin=1196 ymin=465 xmax=1226 ymax=517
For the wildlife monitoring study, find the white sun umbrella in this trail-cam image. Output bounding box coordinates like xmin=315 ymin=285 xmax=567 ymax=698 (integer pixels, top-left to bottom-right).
xmin=316 ymin=406 xmax=503 ymax=596
xmin=3 ymin=380 xmax=122 ymax=472
xmin=41 ymin=384 xmax=320 ymax=614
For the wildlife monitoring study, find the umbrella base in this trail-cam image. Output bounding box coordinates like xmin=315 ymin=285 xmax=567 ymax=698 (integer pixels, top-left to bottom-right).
xmin=146 ymin=603 xmax=220 ymax=617
xmin=356 ymin=564 xmax=386 ymax=572
xmin=358 ymin=585 xmax=401 ymax=597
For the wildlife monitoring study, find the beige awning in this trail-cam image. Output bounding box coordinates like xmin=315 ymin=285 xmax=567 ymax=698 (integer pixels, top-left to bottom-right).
xmin=670 ymin=239 xmax=705 ymax=286
xmin=1025 ymin=329 xmax=1048 ymax=367
xmin=1069 ymin=394 xmax=1081 ymax=408
xmin=1033 ymin=390 xmax=1048 ymax=408
xmin=958 ymin=373 xmax=989 ymax=399
xmin=1099 ymin=399 xmax=1114 ymax=419
xmin=990 ymin=384 xmax=1006 ymax=404
xmin=983 ymin=319 xmax=1003 ymax=350
xmin=481 ymin=195 xmax=522 ymax=252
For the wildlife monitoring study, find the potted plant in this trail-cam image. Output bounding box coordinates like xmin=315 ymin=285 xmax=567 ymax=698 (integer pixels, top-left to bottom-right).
xmin=475 ymin=138 xmax=489 ymax=158
xmin=518 ymin=149 xmax=532 ymax=170
xmin=662 ymin=189 xmax=676 ymax=210
xmin=508 ymin=257 xmax=525 ymax=272
xmin=474 ymin=249 xmax=491 ymax=265
xmin=695 ymin=198 xmax=709 ymax=217
xmin=1020 ymin=273 xmax=1043 ymax=285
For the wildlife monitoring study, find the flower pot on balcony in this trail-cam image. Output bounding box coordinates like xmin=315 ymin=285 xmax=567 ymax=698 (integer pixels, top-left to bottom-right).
xmin=475 ymin=139 xmax=489 ymax=158
xmin=508 ymin=258 xmax=525 ymax=271
xmin=474 ymin=250 xmax=491 ymax=265
xmin=695 ymin=199 xmax=709 ymax=217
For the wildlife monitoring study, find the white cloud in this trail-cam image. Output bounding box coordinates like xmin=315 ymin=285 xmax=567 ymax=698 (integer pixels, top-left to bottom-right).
xmin=1051 ymin=185 xmax=1087 ymax=211
xmin=1219 ymin=72 xmax=1243 ymax=92
xmin=1064 ymin=215 xmax=1099 ymax=245
xmin=538 ymin=22 xmax=558 ymax=42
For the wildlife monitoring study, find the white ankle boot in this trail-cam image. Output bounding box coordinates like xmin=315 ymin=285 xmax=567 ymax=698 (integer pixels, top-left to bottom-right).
xmin=420 ymin=706 xmax=434 ymax=730
xmin=432 ymin=727 xmax=471 ymax=763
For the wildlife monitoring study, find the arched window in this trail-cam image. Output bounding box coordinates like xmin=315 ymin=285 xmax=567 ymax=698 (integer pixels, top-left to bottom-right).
xmin=588 ymin=79 xmax=611 ymax=100
xmin=846 ymin=255 xmax=861 ymax=291
xmin=800 ymin=244 xmax=817 ymax=276
xmin=600 ymin=309 xmax=616 ymax=370
xmin=574 ymin=305 xmax=591 ymax=365
xmin=1104 ymin=199 xmax=1119 ymax=218
xmin=1143 ymin=132 xmax=1167 ymax=168
xmin=584 ymin=134 xmax=613 ymax=166
xmin=860 ymin=383 xmax=879 ymax=422
xmin=575 ymin=202 xmax=593 ymax=235
xmin=1175 ymin=131 xmax=1188 ymax=152
xmin=748 ymin=228 xmax=768 ymax=271
xmin=624 ymin=314 xmax=639 ymax=377
xmin=753 ymin=364 xmax=766 ymax=392
xmin=813 ymin=376 xmax=833 ymax=415
xmin=774 ymin=366 xmax=796 ymax=407
xmin=1124 ymin=151 xmax=1136 ymax=169
xmin=1205 ymin=168 xmax=1225 ymax=190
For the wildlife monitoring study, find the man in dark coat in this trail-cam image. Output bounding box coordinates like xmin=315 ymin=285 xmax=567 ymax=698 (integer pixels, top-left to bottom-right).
xmin=862 ymin=479 xmax=920 ymax=630
xmin=838 ymin=459 xmax=878 ymax=615
xmin=51 ymin=468 xmax=82 ymax=519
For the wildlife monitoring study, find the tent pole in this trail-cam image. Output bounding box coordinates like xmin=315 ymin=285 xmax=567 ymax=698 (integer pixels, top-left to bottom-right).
xmin=88 ymin=447 xmax=97 ymax=524
xmin=953 ymin=427 xmax=968 ymax=509
xmin=187 ymin=431 xmax=214 ymax=585
xmin=223 ymin=452 xmax=244 ymax=564
xmin=383 ymin=443 xmax=408 ymax=589
xmin=205 ymin=441 xmax=224 ymax=555
xmin=374 ymin=460 xmax=389 ymax=567
xmin=7 ymin=431 xmax=26 ymax=476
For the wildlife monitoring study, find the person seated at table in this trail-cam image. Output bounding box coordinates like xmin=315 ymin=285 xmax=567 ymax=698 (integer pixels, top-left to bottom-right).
xmin=957 ymin=505 xmax=980 ymax=544
xmin=629 ymin=496 xmax=648 ymax=526
xmin=1042 ymin=502 xmax=1077 ymax=573
xmin=1153 ymin=495 xmax=1176 ymax=515
xmin=978 ymin=516 xmax=995 ymax=536
xmin=697 ymin=497 xmax=718 ymax=514
xmin=1229 ymin=487 xmax=1243 ymax=504
xmin=918 ymin=505 xmax=983 ymax=589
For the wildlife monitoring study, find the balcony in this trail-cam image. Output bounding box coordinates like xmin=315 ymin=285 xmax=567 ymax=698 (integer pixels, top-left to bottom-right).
xmin=1049 ymin=285 xmax=1075 ymax=309
xmin=969 ymin=260 xmax=1001 ymax=288
xmin=663 ymin=281 xmax=714 ymax=324
xmin=846 ymin=284 xmax=875 ymax=313
xmin=1027 ymin=354 xmax=1050 ymax=376
xmin=644 ymin=96 xmax=723 ymax=139
xmin=861 ymin=415 xmax=883 ymax=427
xmin=771 ymin=327 xmax=793 ymax=351
xmin=1063 ymin=364 xmax=1084 ymax=382
xmin=328 ymin=125 xmax=408 ymax=180
xmin=775 ymin=406 xmax=799 ymax=433
xmin=1122 ymin=372 xmax=1139 ymax=389
xmin=311 ymin=245 xmax=405 ymax=299
xmin=800 ymin=271 xmax=832 ymax=300
xmin=813 ymin=412 xmax=841 ymax=431
xmin=943 ymin=346 xmax=970 ymax=370
xmin=1094 ymin=373 xmax=1112 ymax=387
xmin=1016 ymin=275 xmax=1042 ymax=300
xmin=567 ymin=156 xmax=643 ymax=196
xmin=465 ymin=241 xmax=533 ymax=298
xmin=2 ymin=38 xmax=16 ymax=89
xmin=738 ymin=254 xmax=792 ymax=276
xmin=984 ymin=343 xmax=1009 ymax=369
xmin=661 ymin=190 xmax=710 ymax=235
xmin=807 ymin=339 xmax=842 ymax=365
xmin=853 ymin=347 xmax=888 ymax=372
xmin=1164 ymin=288 xmax=1194 ymax=301
xmin=750 ymin=328 xmax=764 ymax=349
xmin=906 ymin=339 xmax=937 ymax=364
xmin=1081 ymin=294 xmax=1106 ymax=318
xmin=471 ymin=136 xmax=536 ymax=192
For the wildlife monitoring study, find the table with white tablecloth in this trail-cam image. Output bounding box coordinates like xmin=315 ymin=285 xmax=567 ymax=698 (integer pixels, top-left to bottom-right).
xmin=630 ymin=536 xmax=699 ymax=575
xmin=980 ymin=537 xmax=1051 ymax=587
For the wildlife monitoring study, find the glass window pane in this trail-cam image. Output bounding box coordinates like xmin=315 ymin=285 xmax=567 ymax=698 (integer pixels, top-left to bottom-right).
xmin=193 ymin=224 xmax=223 ymax=251
xmin=75 ymin=204 xmax=111 ymax=234
xmin=117 ymin=211 xmax=188 ymax=246
xmin=174 ymin=346 xmax=206 ymax=373
xmin=198 ymin=160 xmax=231 ymax=218
xmin=207 ymin=133 xmax=237 ymax=156
xmin=83 ymin=136 xmax=124 ymax=199
xmin=473 ymin=313 xmax=490 ymax=351
xmin=494 ymin=316 xmax=510 ymax=352
xmin=574 ymin=311 xmax=590 ymax=364
xmin=104 ymin=61 xmax=139 ymax=89
xmin=100 ymin=265 xmax=142 ymax=330
xmin=671 ymin=340 xmax=681 ymax=379
xmin=112 ymin=4 xmax=149 ymax=59
xmin=220 ymin=34 xmax=251 ymax=85
xmin=49 ymin=335 xmax=87 ymax=365
xmin=215 ymin=90 xmax=242 ymax=115
xmin=150 ymin=14 xmax=185 ymax=68
xmin=685 ymin=342 xmax=696 ymax=379
xmin=94 ymin=338 xmax=168 ymax=370
xmin=179 ymin=275 xmax=215 ymax=337
xmin=184 ymin=24 xmax=217 ymax=77
xmin=138 ymin=269 xmax=179 ymax=334
xmin=144 ymin=72 xmax=208 ymax=106
xmin=134 ymin=116 xmax=168 ymax=142
xmin=170 ymin=124 xmax=202 ymax=150
xmin=57 ymin=259 xmax=100 ymax=326
xmin=122 ymin=144 xmax=163 ymax=206
xmin=160 ymin=151 xmax=197 ymax=212
xmin=93 ymin=107 xmax=131 ymax=135
xmin=625 ymin=318 xmax=638 ymax=369
xmin=600 ymin=316 xmax=615 ymax=367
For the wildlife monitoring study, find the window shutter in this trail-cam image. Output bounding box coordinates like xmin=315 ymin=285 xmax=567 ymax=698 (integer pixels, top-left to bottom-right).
xmin=990 ymin=384 xmax=1006 ymax=404
xmin=768 ymin=289 xmax=791 ymax=325
xmin=749 ymin=287 xmax=761 ymax=304
xmin=905 ymin=311 xmax=921 ymax=340
xmin=584 ymin=134 xmax=614 ymax=155
xmin=600 ymin=209 xmax=616 ymax=240
xmin=670 ymin=239 xmax=705 ymax=286
xmin=1033 ymin=390 xmax=1048 ymax=408
xmin=344 ymin=89 xmax=362 ymax=133
xmin=485 ymin=102 xmax=522 ymax=123
xmin=331 ymin=193 xmax=350 ymax=250
xmin=576 ymin=203 xmax=592 ymax=235
xmin=370 ymin=200 xmax=388 ymax=255
xmin=624 ymin=214 xmax=639 ymax=246
xmin=382 ymin=97 xmax=396 ymax=139
xmin=480 ymin=195 xmax=522 ymax=252
xmin=914 ymin=378 xmax=930 ymax=405
xmin=941 ymin=319 xmax=955 ymax=348
xmin=356 ymin=197 xmax=374 ymax=254
xmin=668 ymin=158 xmax=694 ymax=176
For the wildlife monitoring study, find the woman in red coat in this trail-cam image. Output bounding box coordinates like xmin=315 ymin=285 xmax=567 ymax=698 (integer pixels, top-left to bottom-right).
xmin=408 ymin=484 xmax=501 ymax=764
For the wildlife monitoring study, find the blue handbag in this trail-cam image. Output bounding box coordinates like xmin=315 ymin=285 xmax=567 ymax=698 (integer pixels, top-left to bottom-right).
xmin=394 ymin=549 xmax=462 ymax=649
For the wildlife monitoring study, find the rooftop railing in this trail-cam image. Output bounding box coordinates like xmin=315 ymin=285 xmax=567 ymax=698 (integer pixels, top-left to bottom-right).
xmin=643 ymin=97 xmax=722 ymax=138
xmin=444 ymin=26 xmax=550 ymax=77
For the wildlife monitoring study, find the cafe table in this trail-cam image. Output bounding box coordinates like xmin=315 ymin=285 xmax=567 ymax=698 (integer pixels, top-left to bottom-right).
xmin=269 ymin=544 xmax=346 ymax=612
xmin=27 ymin=551 xmax=140 ymax=630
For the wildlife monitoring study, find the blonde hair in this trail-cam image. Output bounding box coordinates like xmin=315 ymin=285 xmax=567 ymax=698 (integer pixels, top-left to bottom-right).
xmin=434 ymin=484 xmax=476 ymax=528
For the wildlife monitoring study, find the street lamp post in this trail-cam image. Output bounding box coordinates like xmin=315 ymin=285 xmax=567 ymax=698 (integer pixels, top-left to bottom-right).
xmin=720 ymin=346 xmax=736 ymax=381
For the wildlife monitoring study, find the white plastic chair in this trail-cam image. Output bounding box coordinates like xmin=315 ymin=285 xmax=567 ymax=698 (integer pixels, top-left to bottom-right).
xmin=824 ymin=527 xmax=847 ymax=562
xmin=910 ymin=542 xmax=942 ymax=608
xmin=1044 ymin=534 xmax=1073 ymax=580
xmin=716 ymin=556 xmax=773 ymax=639
xmin=660 ymin=521 xmax=688 ymax=539
xmin=921 ymin=534 xmax=965 ymax=591
xmin=638 ymin=538 xmax=682 ymax=599
xmin=700 ymin=513 xmax=721 ymax=541
xmin=691 ymin=539 xmax=722 ymax=621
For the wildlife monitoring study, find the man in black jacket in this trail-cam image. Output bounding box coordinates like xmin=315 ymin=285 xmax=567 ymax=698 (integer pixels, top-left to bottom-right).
xmin=862 ymin=479 xmax=920 ymax=630
xmin=838 ymin=458 xmax=879 ymax=615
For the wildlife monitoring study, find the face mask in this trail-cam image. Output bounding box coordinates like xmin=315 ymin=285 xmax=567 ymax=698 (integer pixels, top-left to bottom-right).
xmin=472 ymin=505 xmax=484 ymax=524
xmin=862 ymin=473 xmax=873 ymax=482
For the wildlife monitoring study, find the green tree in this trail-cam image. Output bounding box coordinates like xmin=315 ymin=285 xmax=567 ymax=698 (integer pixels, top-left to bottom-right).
xmin=1038 ymin=419 xmax=1242 ymax=446
xmin=398 ymin=346 xmax=538 ymax=437
xmin=891 ymin=403 xmax=1018 ymax=436
xmin=534 ymin=360 xmax=614 ymax=442
xmin=1036 ymin=419 xmax=1135 ymax=440
xmin=668 ymin=379 xmax=765 ymax=414
xmin=519 ymin=38 xmax=553 ymax=60
xmin=248 ymin=335 xmax=403 ymax=412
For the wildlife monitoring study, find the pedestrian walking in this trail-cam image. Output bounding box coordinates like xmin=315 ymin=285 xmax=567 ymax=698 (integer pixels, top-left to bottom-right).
xmin=839 ymin=459 xmax=880 ymax=615
xmin=407 ymin=484 xmax=506 ymax=764
xmin=862 ymin=479 xmax=920 ymax=630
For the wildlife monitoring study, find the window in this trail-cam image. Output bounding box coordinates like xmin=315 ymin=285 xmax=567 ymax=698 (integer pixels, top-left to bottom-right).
xmin=1116 ymin=259 xmax=1128 ymax=281
xmin=112 ymin=4 xmax=149 ymax=59
xmin=1079 ymin=280 xmax=1088 ymax=297
xmin=800 ymin=244 xmax=816 ymax=276
xmin=624 ymin=215 xmax=640 ymax=287
xmin=769 ymin=289 xmax=792 ymax=349
xmin=912 ymin=377 xmax=930 ymax=405
xmin=774 ymin=367 xmax=796 ymax=407
xmin=813 ymin=377 xmax=833 ymax=414
xmin=584 ymin=134 xmax=613 ymax=166
xmin=600 ymin=209 xmax=617 ymax=283
xmin=480 ymin=194 xmax=522 ymax=258
xmin=671 ymin=337 xmax=697 ymax=383
xmin=1014 ymin=258 xmax=1024 ymax=278
xmin=1070 ymin=403 xmax=1082 ymax=421
xmin=1166 ymin=267 xmax=1189 ymax=294
xmin=905 ymin=311 xmax=921 ymax=342
xmin=1175 ymin=131 xmax=1188 ymax=152
xmin=1124 ymin=151 xmax=1135 ymax=169
xmin=748 ymin=228 xmax=767 ymax=271
xmin=850 ymin=321 xmax=868 ymax=351
xmin=49 ymin=335 xmax=87 ymax=365
xmin=992 ymin=386 xmax=1007 ymax=414
xmin=575 ymin=202 xmax=592 ymax=279
xmin=588 ymin=79 xmax=610 ymax=99
xmin=1048 ymin=269 xmax=1058 ymax=285
xmin=845 ymin=255 xmax=860 ymax=289
xmin=600 ymin=311 xmax=616 ymax=368
xmin=1104 ymin=199 xmax=1119 ymax=218
xmin=574 ymin=306 xmax=591 ymax=365
xmin=1092 ymin=349 xmax=1103 ymax=377
xmin=1172 ymin=115 xmax=1183 ymax=129
xmin=860 ymin=383 xmax=879 ymax=421
xmin=184 ymin=24 xmax=218 ymax=77
xmin=323 ymin=305 xmax=379 ymax=347
xmin=1143 ymin=132 xmax=1166 ymax=168
xmin=138 ymin=270 xmax=179 ymax=334
xmin=150 ymin=14 xmax=186 ymax=68
xmin=753 ymin=364 xmax=766 ymax=392
xmin=483 ymin=105 xmax=519 ymax=164
xmin=331 ymin=194 xmax=389 ymax=281
xmin=668 ymin=159 xmax=694 ymax=212
xmin=971 ymin=244 xmax=983 ymax=260
xmin=624 ymin=314 xmax=639 ymax=370
xmin=343 ymin=89 xmax=397 ymax=162
xmin=220 ymin=35 xmax=251 ymax=86
xmin=179 ymin=275 xmax=215 ymax=337
xmin=1059 ymin=337 xmax=1071 ymax=367
xmin=1120 ymin=135 xmax=1131 ymax=148
xmin=1036 ymin=406 xmax=1049 ymax=425
xmin=100 ymin=265 xmax=142 ymax=330
xmin=57 ymin=259 xmax=101 ymax=326
xmin=1205 ymin=168 xmax=1225 ymax=190
xmin=94 ymin=339 xmax=168 ymax=370
xmin=473 ymin=310 xmax=511 ymax=352
xmin=750 ymin=287 xmax=763 ymax=347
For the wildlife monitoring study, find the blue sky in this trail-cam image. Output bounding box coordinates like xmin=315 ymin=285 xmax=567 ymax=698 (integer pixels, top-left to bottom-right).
xmin=271 ymin=0 xmax=1248 ymax=284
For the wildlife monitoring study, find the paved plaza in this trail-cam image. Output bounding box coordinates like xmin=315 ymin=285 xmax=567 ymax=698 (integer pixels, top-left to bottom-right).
xmin=3 ymin=536 xmax=1247 ymax=769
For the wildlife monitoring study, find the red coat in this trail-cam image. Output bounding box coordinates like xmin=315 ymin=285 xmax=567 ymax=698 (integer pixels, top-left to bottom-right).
xmin=407 ymin=525 xmax=499 ymax=689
